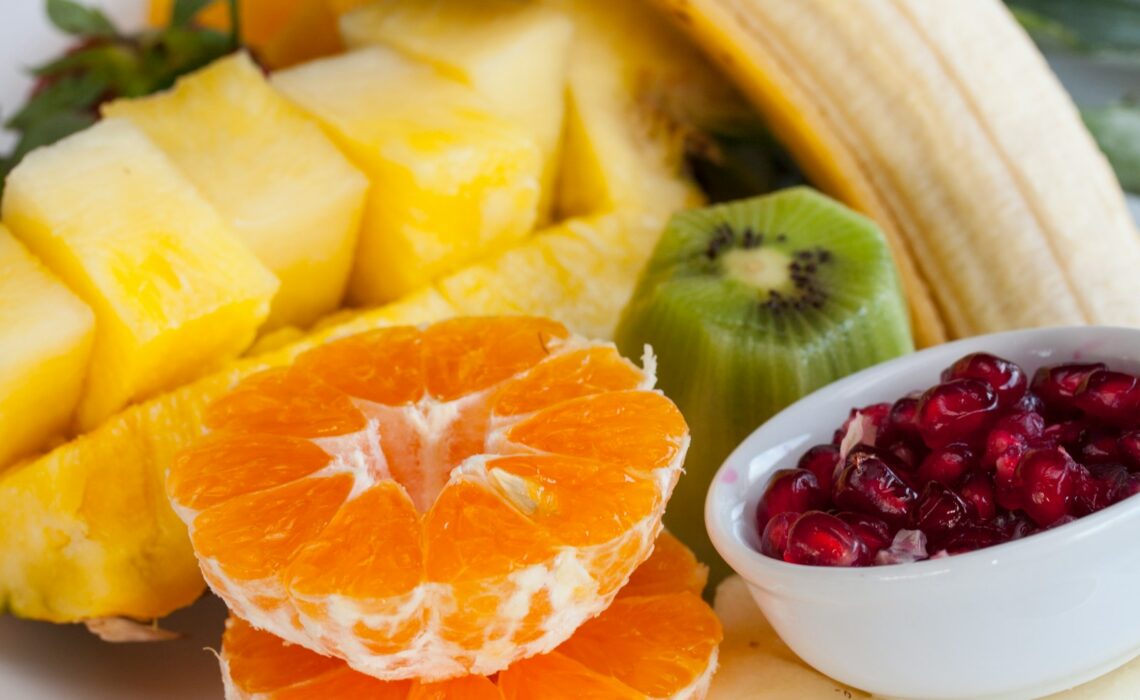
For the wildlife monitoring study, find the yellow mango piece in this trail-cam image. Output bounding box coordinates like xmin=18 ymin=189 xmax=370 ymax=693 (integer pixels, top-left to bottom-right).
xmin=0 ymin=227 xmax=94 ymax=467
xmin=1 ymin=118 xmax=278 ymax=431
xmin=272 ymin=47 xmax=542 ymax=305
xmin=340 ymin=0 xmax=573 ymax=221
xmin=104 ymin=53 xmax=368 ymax=330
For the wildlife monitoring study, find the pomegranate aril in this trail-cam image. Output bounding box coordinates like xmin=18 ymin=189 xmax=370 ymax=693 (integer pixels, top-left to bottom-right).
xmin=941 ymin=353 xmax=1027 ymax=408
xmin=1016 ymin=448 xmax=1078 ymax=527
xmin=796 ymin=444 xmax=842 ymax=491
xmin=833 ymin=453 xmax=918 ymax=525
xmin=1118 ymin=430 xmax=1140 ymax=468
xmin=1074 ymin=370 xmax=1140 ymax=425
xmin=887 ymin=396 xmax=921 ymax=440
xmin=759 ymin=511 xmax=799 ymax=559
xmin=836 ymin=511 xmax=893 ymax=554
xmin=833 ymin=403 xmax=891 ymax=445
xmin=1074 ymin=463 xmax=1127 ymax=516
xmin=911 ymin=482 xmax=971 ymax=541
xmin=884 ymin=440 xmax=923 ymax=472
xmin=1013 ymin=392 xmax=1046 ymax=415
xmin=994 ymin=512 xmax=1037 ymax=540
xmin=783 ymin=511 xmax=868 ymax=567
xmin=916 ymin=379 xmax=999 ymax=449
xmin=874 ymin=529 xmax=928 ymax=565
xmin=918 ymin=443 xmax=975 ymax=486
xmin=1031 ymin=363 xmax=1106 ymax=414
xmin=756 ymin=468 xmax=826 ymax=531
xmin=942 ymin=524 xmax=1007 ymax=554
xmin=958 ymin=471 xmax=997 ymax=522
xmin=1078 ymin=430 xmax=1122 ymax=464
xmin=1040 ymin=419 xmax=1087 ymax=450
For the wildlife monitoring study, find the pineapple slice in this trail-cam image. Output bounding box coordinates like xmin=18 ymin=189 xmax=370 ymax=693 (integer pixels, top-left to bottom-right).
xmin=548 ymin=0 xmax=750 ymax=218
xmin=0 ymin=227 xmax=95 ymax=468
xmin=339 ymin=0 xmax=573 ymax=221
xmin=104 ymin=53 xmax=368 ymax=330
xmin=271 ymin=47 xmax=542 ymax=305
xmin=1 ymin=118 xmax=279 ymax=431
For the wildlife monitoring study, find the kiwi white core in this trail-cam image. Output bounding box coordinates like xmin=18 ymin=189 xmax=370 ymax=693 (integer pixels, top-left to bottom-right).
xmin=720 ymin=247 xmax=793 ymax=293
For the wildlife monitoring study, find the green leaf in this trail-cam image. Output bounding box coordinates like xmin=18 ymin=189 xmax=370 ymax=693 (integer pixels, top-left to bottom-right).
xmin=45 ymin=0 xmax=117 ymax=38
xmin=4 ymin=73 xmax=106 ymax=130
xmin=1006 ymin=0 xmax=1140 ymax=58
xmin=171 ymin=0 xmax=218 ymax=26
xmin=1084 ymin=100 xmax=1140 ymax=193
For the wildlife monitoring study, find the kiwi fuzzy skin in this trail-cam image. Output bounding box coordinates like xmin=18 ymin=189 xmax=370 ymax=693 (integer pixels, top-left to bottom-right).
xmin=615 ymin=187 xmax=914 ymax=586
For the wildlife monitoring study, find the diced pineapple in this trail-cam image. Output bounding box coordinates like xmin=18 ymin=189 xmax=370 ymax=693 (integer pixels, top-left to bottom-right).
xmin=0 ymin=227 xmax=94 ymax=468
xmin=436 ymin=212 xmax=662 ymax=339
xmin=339 ymin=0 xmax=573 ymax=221
xmin=1 ymin=118 xmax=278 ymax=431
xmin=271 ymin=47 xmax=542 ymax=305
xmin=547 ymin=0 xmax=749 ymax=219
xmin=104 ymin=53 xmax=368 ymax=330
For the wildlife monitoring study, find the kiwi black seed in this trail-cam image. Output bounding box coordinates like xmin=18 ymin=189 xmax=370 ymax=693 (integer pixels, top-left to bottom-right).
xmin=614 ymin=187 xmax=914 ymax=587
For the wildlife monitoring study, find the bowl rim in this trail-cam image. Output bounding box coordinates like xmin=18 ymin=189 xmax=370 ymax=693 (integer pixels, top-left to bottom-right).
xmin=706 ymin=324 xmax=1140 ymax=594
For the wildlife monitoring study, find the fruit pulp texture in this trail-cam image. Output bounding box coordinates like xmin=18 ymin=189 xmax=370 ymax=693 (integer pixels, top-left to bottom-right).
xmin=168 ymin=317 xmax=689 ymax=680
xmin=219 ymin=532 xmax=722 ymax=699
xmin=755 ymin=352 xmax=1140 ymax=566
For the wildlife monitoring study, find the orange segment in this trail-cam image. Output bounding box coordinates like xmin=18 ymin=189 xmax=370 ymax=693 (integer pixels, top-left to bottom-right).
xmin=222 ymin=616 xmax=341 ymax=694
xmin=286 ymin=481 xmax=422 ymax=599
xmin=296 ymin=327 xmax=424 ymax=405
xmin=493 ymin=346 xmax=645 ymax=417
xmin=555 ymin=594 xmax=723 ymax=697
xmin=620 ymin=531 xmax=708 ymax=599
xmin=205 ymin=367 xmax=365 ymax=437
xmin=423 ymin=317 xmax=568 ymax=401
xmin=220 ymin=534 xmax=719 ymax=700
xmin=486 ymin=454 xmax=660 ymax=547
xmin=506 ymin=391 xmax=688 ymax=472
xmin=191 ymin=475 xmax=352 ymax=581
xmin=169 ymin=317 xmax=687 ymax=680
xmin=168 ymin=433 xmax=330 ymax=511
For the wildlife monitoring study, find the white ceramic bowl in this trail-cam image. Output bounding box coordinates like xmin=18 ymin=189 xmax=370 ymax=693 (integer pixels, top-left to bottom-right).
xmin=707 ymin=326 xmax=1140 ymax=700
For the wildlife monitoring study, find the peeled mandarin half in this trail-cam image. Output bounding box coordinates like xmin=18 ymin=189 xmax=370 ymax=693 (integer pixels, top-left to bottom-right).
xmin=220 ymin=532 xmax=722 ymax=699
xmin=168 ymin=317 xmax=689 ymax=680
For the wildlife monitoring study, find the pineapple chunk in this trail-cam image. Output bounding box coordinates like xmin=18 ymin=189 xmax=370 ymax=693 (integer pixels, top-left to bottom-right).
xmin=272 ymin=47 xmax=542 ymax=304
xmin=548 ymin=0 xmax=749 ymax=218
xmin=0 ymin=227 xmax=94 ymax=468
xmin=104 ymin=53 xmax=368 ymax=330
xmin=339 ymin=0 xmax=573 ymax=221
xmin=436 ymin=212 xmax=662 ymax=339
xmin=1 ymin=118 xmax=278 ymax=431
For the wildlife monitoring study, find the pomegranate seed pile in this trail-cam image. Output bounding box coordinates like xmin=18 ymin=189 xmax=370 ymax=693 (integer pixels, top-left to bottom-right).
xmin=756 ymin=353 xmax=1140 ymax=566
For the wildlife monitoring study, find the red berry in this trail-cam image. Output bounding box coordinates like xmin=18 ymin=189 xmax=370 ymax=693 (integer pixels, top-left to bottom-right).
xmin=1016 ymin=448 xmax=1078 ymax=526
xmin=958 ymin=471 xmax=997 ymax=522
xmin=783 ymin=511 xmax=868 ymax=567
xmin=836 ymin=511 xmax=893 ymax=554
xmin=917 ymin=379 xmax=999 ymax=449
xmin=1074 ymin=370 xmax=1140 ymax=425
xmin=756 ymin=468 xmax=826 ymax=531
xmin=911 ymin=482 xmax=972 ymax=541
xmin=833 ymin=453 xmax=917 ymax=525
xmin=795 ymin=444 xmax=841 ymax=491
xmin=941 ymin=353 xmax=1027 ymax=408
xmin=759 ymin=511 xmax=799 ymax=559
xmin=1031 ymin=363 xmax=1106 ymax=414
xmin=918 ymin=443 xmax=976 ymax=486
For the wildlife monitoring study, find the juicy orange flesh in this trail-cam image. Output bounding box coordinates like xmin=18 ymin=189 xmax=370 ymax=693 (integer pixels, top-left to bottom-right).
xmin=621 ymin=530 xmax=708 ymax=599
xmin=172 ymin=317 xmax=693 ymax=668
xmin=221 ymin=534 xmax=722 ymax=698
xmin=169 ymin=433 xmax=331 ymax=511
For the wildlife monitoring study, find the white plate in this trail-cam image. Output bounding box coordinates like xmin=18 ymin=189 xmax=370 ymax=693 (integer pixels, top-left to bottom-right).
xmin=0 ymin=2 xmax=1137 ymax=698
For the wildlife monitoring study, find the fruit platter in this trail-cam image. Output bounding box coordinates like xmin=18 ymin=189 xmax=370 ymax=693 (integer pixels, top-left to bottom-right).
xmin=1 ymin=0 xmax=1140 ymax=698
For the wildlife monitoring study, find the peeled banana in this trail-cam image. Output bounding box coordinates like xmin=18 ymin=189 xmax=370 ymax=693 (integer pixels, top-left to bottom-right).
xmin=657 ymin=0 xmax=1140 ymax=346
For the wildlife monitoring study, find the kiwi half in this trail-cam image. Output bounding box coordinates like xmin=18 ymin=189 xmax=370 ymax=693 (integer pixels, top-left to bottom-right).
xmin=615 ymin=187 xmax=914 ymax=586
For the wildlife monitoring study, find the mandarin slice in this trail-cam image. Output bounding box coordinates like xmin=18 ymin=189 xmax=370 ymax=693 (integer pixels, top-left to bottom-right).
xmin=168 ymin=317 xmax=688 ymax=680
xmin=219 ymin=533 xmax=722 ymax=699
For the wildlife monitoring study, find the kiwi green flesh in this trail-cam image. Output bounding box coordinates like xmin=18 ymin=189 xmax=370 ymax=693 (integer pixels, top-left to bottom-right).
xmin=615 ymin=187 xmax=914 ymax=588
